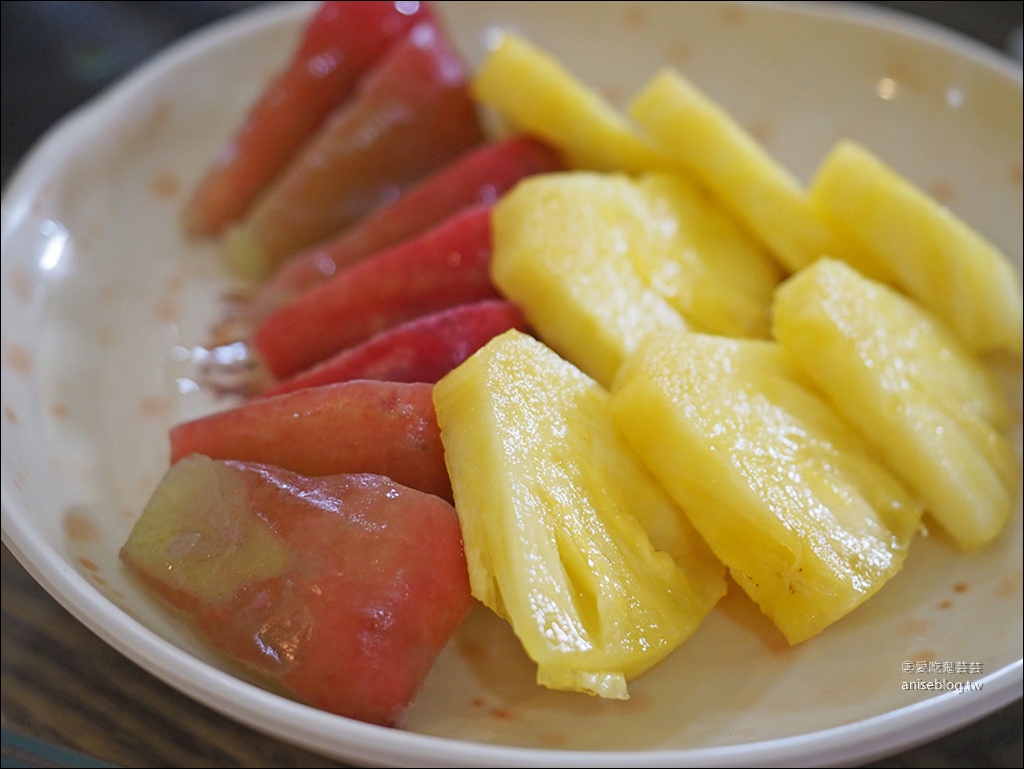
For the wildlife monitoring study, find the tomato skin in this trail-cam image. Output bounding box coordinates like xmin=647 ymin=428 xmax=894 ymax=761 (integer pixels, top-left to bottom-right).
xmin=261 ymin=136 xmax=565 ymax=306
xmin=230 ymin=21 xmax=485 ymax=278
xmin=253 ymin=205 xmax=499 ymax=381
xmin=222 ymin=136 xmax=561 ymax=346
xmin=183 ymin=1 xmax=437 ymax=237
xmin=261 ymin=299 xmax=529 ymax=397
xmin=122 ymin=458 xmax=472 ymax=728
xmin=169 ymin=380 xmax=452 ymax=502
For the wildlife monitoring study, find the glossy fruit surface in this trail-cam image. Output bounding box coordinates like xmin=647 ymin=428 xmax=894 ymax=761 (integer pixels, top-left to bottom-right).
xmin=121 ymin=455 xmax=472 ymax=727
xmin=434 ymin=329 xmax=725 ymax=698
xmin=169 ymin=380 xmax=452 ymax=501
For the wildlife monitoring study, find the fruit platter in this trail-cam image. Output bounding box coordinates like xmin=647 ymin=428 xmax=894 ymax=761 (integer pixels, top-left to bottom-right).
xmin=1 ymin=2 xmax=1021 ymax=766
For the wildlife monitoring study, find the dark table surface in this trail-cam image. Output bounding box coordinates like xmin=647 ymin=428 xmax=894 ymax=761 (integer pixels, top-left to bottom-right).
xmin=2 ymin=2 xmax=1022 ymax=767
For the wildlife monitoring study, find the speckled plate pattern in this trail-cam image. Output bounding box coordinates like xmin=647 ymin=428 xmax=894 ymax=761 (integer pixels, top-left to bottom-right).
xmin=2 ymin=2 xmax=1021 ymax=766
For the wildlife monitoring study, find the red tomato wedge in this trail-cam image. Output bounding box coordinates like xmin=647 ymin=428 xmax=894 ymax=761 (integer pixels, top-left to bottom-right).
xmin=121 ymin=456 xmax=472 ymax=727
xmin=169 ymin=380 xmax=452 ymax=502
xmin=259 ymin=136 xmax=564 ymax=308
xmin=252 ymin=205 xmax=499 ymax=380
xmin=225 ymin=21 xmax=485 ymax=279
xmin=183 ymin=1 xmax=437 ymax=237
xmin=261 ymin=299 xmax=529 ymax=397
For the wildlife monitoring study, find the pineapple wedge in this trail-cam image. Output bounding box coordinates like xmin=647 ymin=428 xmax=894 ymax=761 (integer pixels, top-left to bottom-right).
xmin=491 ymin=171 xmax=687 ymax=387
xmin=809 ymin=140 xmax=1024 ymax=356
xmin=610 ymin=331 xmax=923 ymax=645
xmin=628 ymin=70 xmax=885 ymax=279
xmin=491 ymin=171 xmax=781 ymax=385
xmin=433 ymin=329 xmax=726 ymax=699
xmin=634 ymin=172 xmax=782 ymax=338
xmin=773 ymin=258 xmax=1018 ymax=550
xmin=472 ymin=32 xmax=672 ymax=173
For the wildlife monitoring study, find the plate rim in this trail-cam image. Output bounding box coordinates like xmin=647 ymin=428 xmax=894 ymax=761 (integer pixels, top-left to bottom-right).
xmin=2 ymin=1 xmax=1021 ymax=766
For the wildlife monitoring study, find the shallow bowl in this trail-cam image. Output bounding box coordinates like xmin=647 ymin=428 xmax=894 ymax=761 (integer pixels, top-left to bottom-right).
xmin=2 ymin=1 xmax=1021 ymax=766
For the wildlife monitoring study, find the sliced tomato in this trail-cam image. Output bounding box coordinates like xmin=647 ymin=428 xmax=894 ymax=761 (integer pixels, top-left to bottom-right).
xmin=121 ymin=456 xmax=472 ymax=727
xmin=183 ymin=2 xmax=438 ymax=237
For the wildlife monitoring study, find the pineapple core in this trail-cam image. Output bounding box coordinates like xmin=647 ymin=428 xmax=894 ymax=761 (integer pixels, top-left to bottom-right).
xmin=433 ymin=329 xmax=725 ymax=699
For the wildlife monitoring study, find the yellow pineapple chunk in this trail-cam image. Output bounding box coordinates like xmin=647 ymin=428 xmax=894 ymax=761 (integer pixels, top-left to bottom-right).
xmin=809 ymin=140 xmax=1024 ymax=355
xmin=633 ymin=172 xmax=783 ymax=338
xmin=610 ymin=331 xmax=923 ymax=645
xmin=491 ymin=172 xmax=687 ymax=387
xmin=433 ymin=329 xmax=726 ymax=698
xmin=472 ymin=32 xmax=672 ymax=173
xmin=491 ymin=171 xmax=783 ymax=385
xmin=628 ymin=70 xmax=885 ymax=279
xmin=773 ymin=258 xmax=1017 ymax=550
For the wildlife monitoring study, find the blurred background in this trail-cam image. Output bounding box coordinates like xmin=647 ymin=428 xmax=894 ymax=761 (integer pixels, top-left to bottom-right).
xmin=2 ymin=2 xmax=1022 ymax=767
xmin=2 ymin=1 xmax=1023 ymax=185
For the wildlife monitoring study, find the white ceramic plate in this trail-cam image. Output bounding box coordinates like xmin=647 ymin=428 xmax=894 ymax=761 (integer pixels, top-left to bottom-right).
xmin=2 ymin=2 xmax=1021 ymax=766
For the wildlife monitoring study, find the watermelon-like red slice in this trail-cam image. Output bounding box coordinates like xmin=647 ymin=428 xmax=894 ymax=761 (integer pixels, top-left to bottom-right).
xmin=169 ymin=380 xmax=452 ymax=501
xmin=258 ymin=136 xmax=565 ymax=308
xmin=183 ymin=1 xmax=437 ymax=237
xmin=121 ymin=455 xmax=472 ymax=727
xmin=261 ymin=299 xmax=529 ymax=397
xmin=252 ymin=205 xmax=499 ymax=381
xmin=210 ymin=136 xmax=561 ymax=348
xmin=226 ymin=21 xmax=485 ymax=279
